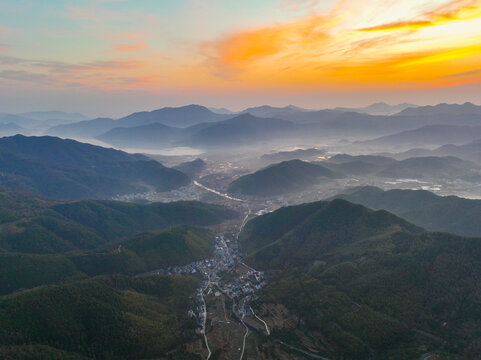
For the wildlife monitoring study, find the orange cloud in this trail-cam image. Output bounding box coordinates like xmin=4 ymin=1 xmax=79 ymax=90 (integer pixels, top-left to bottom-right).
xmin=219 ymin=16 xmax=330 ymax=64
xmin=360 ymin=0 xmax=481 ymax=31
xmin=202 ymin=0 xmax=481 ymax=90
xmin=112 ymin=42 xmax=147 ymax=52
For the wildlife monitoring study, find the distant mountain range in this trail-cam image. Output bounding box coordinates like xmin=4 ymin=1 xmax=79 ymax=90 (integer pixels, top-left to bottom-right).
xmin=48 ymin=105 xmax=228 ymax=139
xmin=18 ymin=111 xmax=86 ymax=122
xmin=48 ymin=117 xmax=118 ymax=138
xmin=0 ymin=135 xmax=190 ymax=199
xmin=97 ymin=122 xmax=181 ymax=148
xmin=96 ymin=113 xmax=300 ymax=149
xmin=185 ymin=113 xmax=298 ymax=147
xmin=397 ymin=102 xmax=481 ymax=116
xmin=240 ymin=104 xmax=310 ymax=118
xmin=208 ymin=107 xmax=235 ymax=114
xmin=377 ymin=156 xmax=479 ymax=179
xmin=228 ymin=153 xmax=479 ymax=198
xmin=335 ymin=102 xmax=417 ymax=115
xmin=0 ymin=111 xmax=87 ymax=132
xmin=260 ymin=148 xmax=326 ymax=162
xmin=326 ymin=153 xmax=396 ymax=166
xmin=321 ymin=153 xmax=480 ymax=181
xmin=116 ymin=104 xmax=229 ymax=128
xmin=332 ymin=186 xmax=481 ymax=237
xmin=361 ymin=125 xmax=481 ymax=149
xmin=321 ymin=154 xmax=397 ymax=175
xmin=242 ymin=102 xmax=416 ymax=118
xmin=228 ymin=159 xmax=339 ymax=196
xmin=0 ymin=122 xmax=25 ymax=136
xmin=393 ymin=139 xmax=481 ymax=164
xmin=35 ymin=102 xmax=481 ymax=151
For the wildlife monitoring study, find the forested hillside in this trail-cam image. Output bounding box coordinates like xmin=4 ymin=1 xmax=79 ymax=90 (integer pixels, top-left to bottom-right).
xmin=333 ymin=186 xmax=481 ymax=237
xmin=240 ymin=199 xmax=481 ymax=359
xmin=0 ymin=189 xmax=236 ymax=254
xmin=0 ymin=226 xmax=213 ymax=294
xmin=0 ymin=275 xmax=201 ymax=359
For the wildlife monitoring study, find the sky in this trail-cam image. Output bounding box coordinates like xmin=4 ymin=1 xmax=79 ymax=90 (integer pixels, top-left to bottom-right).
xmin=0 ymin=0 xmax=480 ymax=117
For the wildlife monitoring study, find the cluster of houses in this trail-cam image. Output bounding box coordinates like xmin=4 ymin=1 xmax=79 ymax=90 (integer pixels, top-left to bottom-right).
xmin=222 ymin=270 xmax=266 ymax=299
xmin=113 ymin=183 xmax=203 ymax=203
xmin=151 ymin=230 xmax=268 ymax=334
xmin=156 ymin=235 xmax=238 ymax=277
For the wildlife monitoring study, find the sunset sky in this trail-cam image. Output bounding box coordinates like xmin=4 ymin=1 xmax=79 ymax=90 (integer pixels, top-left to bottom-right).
xmin=0 ymin=0 xmax=480 ymax=116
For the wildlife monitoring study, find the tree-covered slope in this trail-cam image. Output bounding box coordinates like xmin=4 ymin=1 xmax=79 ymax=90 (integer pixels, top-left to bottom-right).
xmin=0 ymin=135 xmax=190 ymax=199
xmin=0 ymin=189 xmax=237 ymax=254
xmin=228 ymin=159 xmax=339 ymax=196
xmin=0 ymin=275 xmax=201 ymax=360
xmin=241 ymin=199 xmax=421 ymax=268
xmin=70 ymin=226 xmax=214 ymax=278
xmin=0 ymin=226 xmax=214 ymax=295
xmin=0 ymin=134 xmax=146 ymax=166
xmin=240 ymin=199 xmax=481 ymax=359
xmin=333 ymin=186 xmax=481 ymax=237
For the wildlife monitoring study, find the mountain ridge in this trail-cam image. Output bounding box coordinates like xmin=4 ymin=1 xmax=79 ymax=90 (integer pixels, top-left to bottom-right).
xmin=228 ymin=159 xmax=340 ymax=196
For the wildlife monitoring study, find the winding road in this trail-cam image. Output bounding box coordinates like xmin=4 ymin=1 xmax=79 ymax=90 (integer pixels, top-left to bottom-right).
xmin=250 ymin=307 xmax=270 ymax=335
xmin=201 ymin=275 xmax=212 ymax=360
xmin=239 ymin=316 xmax=249 ymax=360
xmin=193 ymin=180 xmax=260 ymax=360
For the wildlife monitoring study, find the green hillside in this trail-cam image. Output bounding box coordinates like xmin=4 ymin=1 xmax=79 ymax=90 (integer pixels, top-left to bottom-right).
xmin=0 ymin=189 xmax=236 ymax=254
xmin=0 ymin=275 xmax=201 ymax=359
xmin=0 ymin=226 xmax=213 ymax=295
xmin=228 ymin=159 xmax=339 ymax=196
xmin=120 ymin=226 xmax=212 ymax=270
xmin=0 ymin=135 xmax=190 ymax=199
xmin=333 ymin=186 xmax=481 ymax=237
xmin=240 ymin=199 xmax=422 ymax=268
xmin=240 ymin=199 xmax=481 ymax=359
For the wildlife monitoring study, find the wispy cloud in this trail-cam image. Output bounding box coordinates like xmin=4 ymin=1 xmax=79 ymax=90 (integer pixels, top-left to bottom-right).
xmin=0 ymin=70 xmax=54 ymax=84
xmin=0 ymin=54 xmax=149 ymax=89
xmin=359 ymin=0 xmax=481 ymax=31
xmin=112 ymin=42 xmax=147 ymax=52
xmin=443 ymin=68 xmax=481 ymax=78
xmin=201 ymin=0 xmax=481 ymax=89
xmin=28 ymin=58 xmax=147 ymax=72
xmin=2 ymin=0 xmax=480 ymax=94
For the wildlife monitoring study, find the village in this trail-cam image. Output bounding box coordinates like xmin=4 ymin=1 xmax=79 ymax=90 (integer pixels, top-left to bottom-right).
xmin=153 ymin=233 xmax=267 ymax=334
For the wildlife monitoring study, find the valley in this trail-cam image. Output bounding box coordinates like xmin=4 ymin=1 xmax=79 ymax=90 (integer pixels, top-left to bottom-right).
xmin=2 ymin=103 xmax=481 ymax=359
xmin=4 ymin=1 xmax=481 ymax=358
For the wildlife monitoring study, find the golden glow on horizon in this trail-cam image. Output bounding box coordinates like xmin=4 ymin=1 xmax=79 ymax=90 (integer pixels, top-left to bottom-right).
xmin=3 ymin=0 xmax=480 ymax=93
xmin=200 ymin=0 xmax=481 ymax=91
